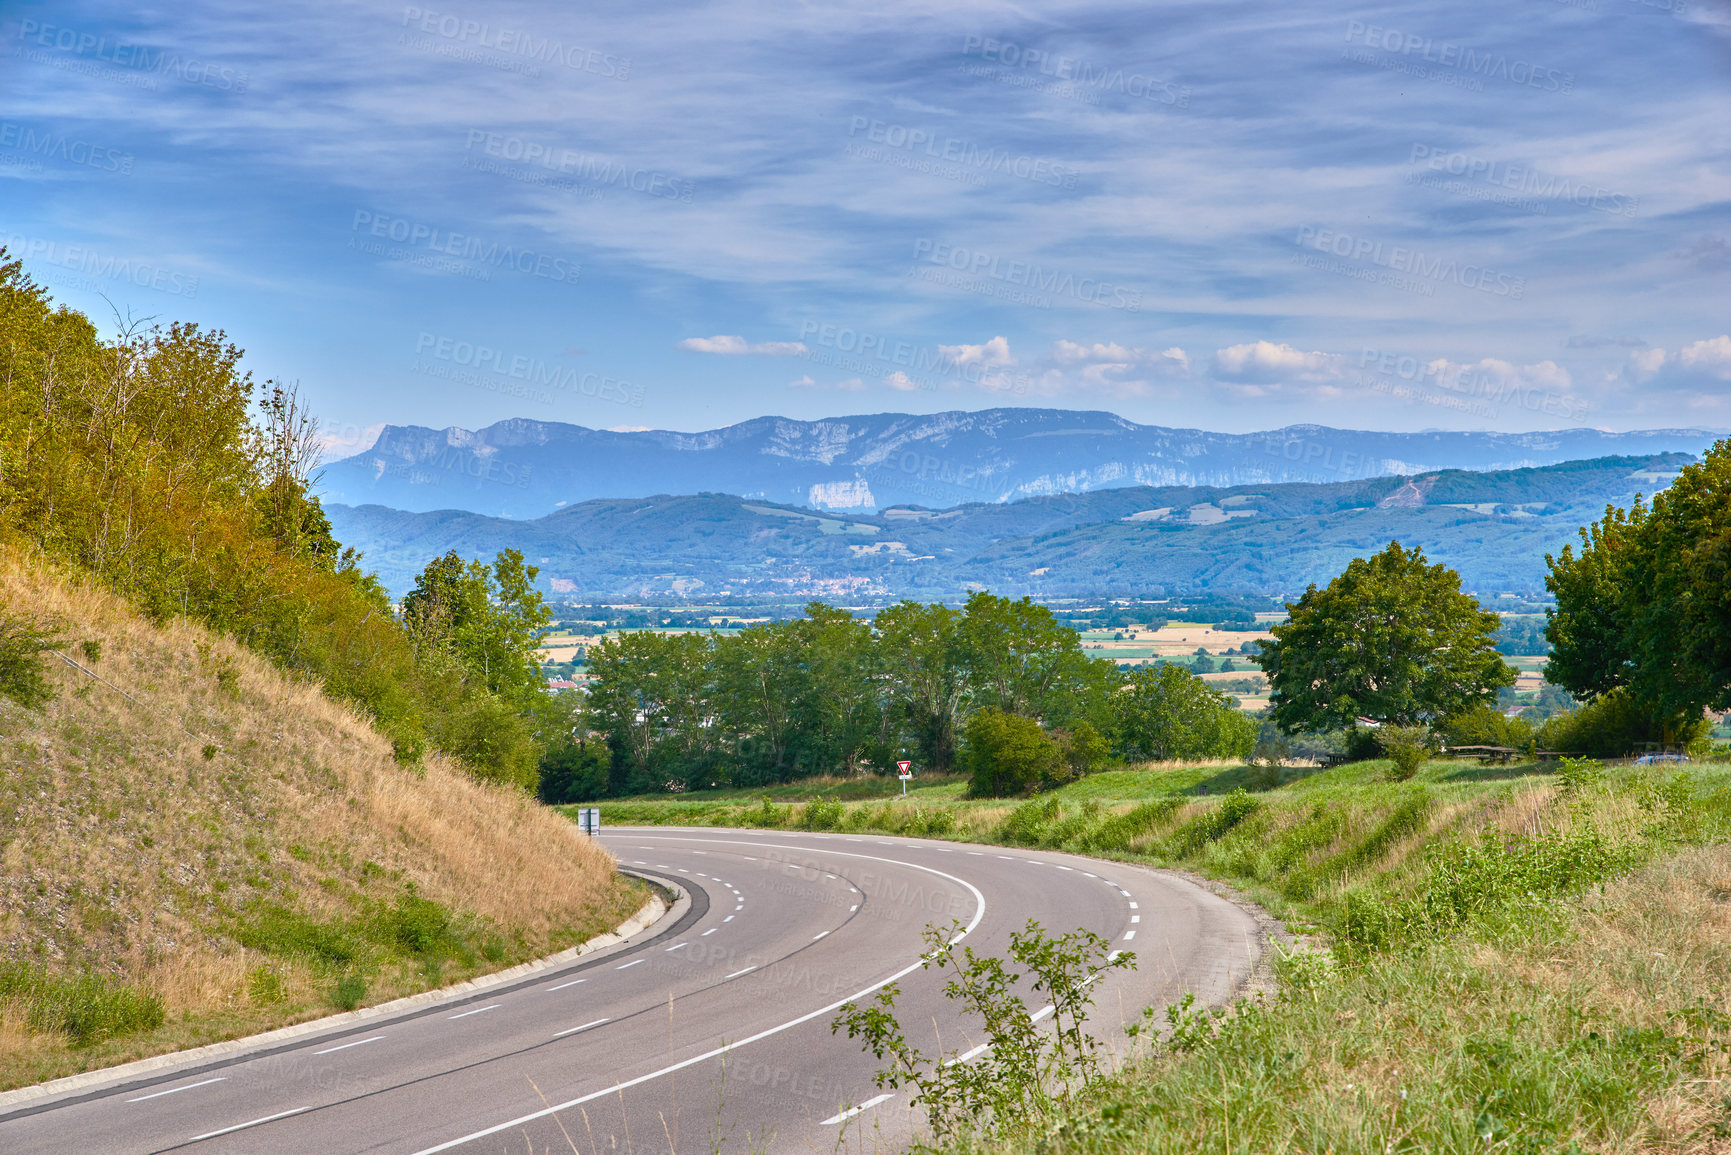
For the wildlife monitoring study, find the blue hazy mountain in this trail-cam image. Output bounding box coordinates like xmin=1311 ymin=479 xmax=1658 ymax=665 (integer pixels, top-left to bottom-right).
xmin=325 ymin=453 xmax=1697 ymax=602
xmin=317 ymin=409 xmax=1720 ymax=519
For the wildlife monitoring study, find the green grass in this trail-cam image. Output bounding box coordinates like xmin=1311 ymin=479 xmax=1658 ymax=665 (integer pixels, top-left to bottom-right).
xmin=594 ymin=756 xmax=1731 ymax=1151
xmin=0 ymin=964 xmax=165 ymax=1047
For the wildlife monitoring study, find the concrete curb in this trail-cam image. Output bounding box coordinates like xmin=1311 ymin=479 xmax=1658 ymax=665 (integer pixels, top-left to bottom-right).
xmin=0 ymin=874 xmax=681 ymax=1113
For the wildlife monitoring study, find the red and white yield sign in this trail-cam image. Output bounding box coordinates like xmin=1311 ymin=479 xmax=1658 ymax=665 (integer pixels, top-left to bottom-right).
xmin=896 ymin=760 xmax=913 ymax=779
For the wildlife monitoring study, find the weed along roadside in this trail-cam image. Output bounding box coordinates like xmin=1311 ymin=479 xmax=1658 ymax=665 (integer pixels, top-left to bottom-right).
xmin=582 ymin=752 xmax=1731 ymax=1150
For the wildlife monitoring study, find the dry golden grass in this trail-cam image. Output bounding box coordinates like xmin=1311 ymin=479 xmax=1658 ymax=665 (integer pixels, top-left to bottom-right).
xmin=0 ymin=551 xmax=640 ymax=1087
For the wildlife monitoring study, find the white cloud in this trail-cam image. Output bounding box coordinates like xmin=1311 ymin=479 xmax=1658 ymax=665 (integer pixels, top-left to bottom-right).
xmin=1616 ymin=336 xmax=1731 ymax=388
xmin=1211 ymin=341 xmax=1348 ymax=384
xmin=883 ymin=370 xmax=921 ymax=391
xmin=1678 ymin=336 xmax=1731 ymax=379
xmin=678 ymin=335 xmax=808 ymax=356
xmin=939 ymin=336 xmax=1014 ymax=368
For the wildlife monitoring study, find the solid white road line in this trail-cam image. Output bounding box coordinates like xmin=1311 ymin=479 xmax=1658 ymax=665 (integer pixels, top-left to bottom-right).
xmin=554 ymin=1018 xmax=610 ymax=1037
xmin=448 ymin=1005 xmax=499 ymax=1019
xmin=410 ymin=837 xmax=988 ymax=1155
xmin=186 ymin=1106 xmax=310 ymax=1142
xmin=311 ymin=1036 xmax=385 ymax=1056
xmin=821 ymin=1093 xmax=892 ymax=1125
xmin=547 ymin=978 xmax=588 ymax=991
xmin=125 ymin=1077 xmax=224 ymax=1103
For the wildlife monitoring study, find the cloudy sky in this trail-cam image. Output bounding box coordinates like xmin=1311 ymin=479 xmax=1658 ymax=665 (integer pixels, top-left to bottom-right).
xmin=3 ymin=0 xmax=1729 ymax=443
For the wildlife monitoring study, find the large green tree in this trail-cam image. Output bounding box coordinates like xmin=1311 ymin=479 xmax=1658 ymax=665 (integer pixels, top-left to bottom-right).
xmin=1114 ymin=664 xmax=1256 ymax=762
xmin=876 ymin=600 xmax=968 ymax=771
xmin=1545 ymin=438 xmax=1731 ymax=737
xmin=1257 ymin=541 xmax=1513 ymax=732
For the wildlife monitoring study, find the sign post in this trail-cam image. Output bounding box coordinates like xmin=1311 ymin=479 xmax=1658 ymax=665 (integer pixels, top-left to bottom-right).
xmin=896 ymin=760 xmax=912 ymax=797
xmin=577 ymin=807 xmax=601 ymax=836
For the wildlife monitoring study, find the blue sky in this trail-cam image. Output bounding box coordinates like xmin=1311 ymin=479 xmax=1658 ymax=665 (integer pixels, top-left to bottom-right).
xmin=2 ymin=0 xmax=1728 ymax=450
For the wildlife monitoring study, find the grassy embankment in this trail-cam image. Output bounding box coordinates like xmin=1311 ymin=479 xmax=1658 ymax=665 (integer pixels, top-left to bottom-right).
xmin=0 ymin=554 xmax=644 ymax=1091
xmin=591 ymin=755 xmax=1731 ymax=1150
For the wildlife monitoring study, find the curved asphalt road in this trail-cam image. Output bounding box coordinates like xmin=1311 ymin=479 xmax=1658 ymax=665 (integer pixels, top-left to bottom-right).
xmin=0 ymin=828 xmax=1262 ymax=1154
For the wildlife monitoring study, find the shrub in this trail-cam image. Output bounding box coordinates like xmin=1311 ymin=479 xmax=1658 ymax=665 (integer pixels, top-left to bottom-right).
xmin=331 ymin=973 xmax=367 ymax=1011
xmin=1439 ymin=703 xmax=1534 ymax=750
xmin=801 ymin=796 xmax=845 ymax=830
xmin=1536 ymin=688 xmax=1712 ymax=758
xmin=537 ymin=740 xmax=610 ymax=804
xmin=0 ymin=608 xmax=61 ymax=710
xmin=431 ymin=691 xmax=540 ymax=791
xmin=381 ymin=889 xmax=455 ymax=957
xmin=1377 ymin=725 xmax=1433 ymax=780
xmin=963 ymin=708 xmax=1058 ymax=798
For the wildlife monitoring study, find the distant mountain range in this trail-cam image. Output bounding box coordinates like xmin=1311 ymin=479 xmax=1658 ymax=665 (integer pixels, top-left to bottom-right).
xmin=325 ymin=453 xmax=1695 ymax=602
xmin=317 ymin=410 xmax=1721 ymax=519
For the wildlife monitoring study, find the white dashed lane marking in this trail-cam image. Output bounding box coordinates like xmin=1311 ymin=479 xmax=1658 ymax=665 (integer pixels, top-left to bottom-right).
xmin=126 ymin=1077 xmax=225 ymax=1103
xmin=311 ymin=1036 xmax=384 ymax=1056
xmin=822 ymin=1093 xmax=892 ymax=1125
xmin=553 ymin=1018 xmax=609 ymax=1037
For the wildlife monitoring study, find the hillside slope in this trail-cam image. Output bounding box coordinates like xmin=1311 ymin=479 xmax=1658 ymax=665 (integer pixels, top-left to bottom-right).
xmin=0 ymin=552 xmax=640 ymax=1089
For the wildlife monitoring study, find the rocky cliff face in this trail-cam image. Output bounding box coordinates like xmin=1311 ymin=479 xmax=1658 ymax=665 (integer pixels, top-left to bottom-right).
xmin=316 ymin=408 xmax=1720 ymax=519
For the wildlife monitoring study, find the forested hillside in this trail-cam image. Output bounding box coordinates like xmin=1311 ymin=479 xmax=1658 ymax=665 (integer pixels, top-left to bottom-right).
xmin=326 ymin=454 xmax=1691 ymax=600
xmin=0 ymin=251 xmax=638 ymax=1085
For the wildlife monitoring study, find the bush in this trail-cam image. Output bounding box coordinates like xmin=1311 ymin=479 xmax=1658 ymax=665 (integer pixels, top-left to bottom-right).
xmin=1377 ymin=725 xmax=1433 ymax=781
xmin=0 ymin=608 xmax=61 ymax=710
xmin=963 ymin=708 xmax=1059 ymax=798
xmin=1536 ymin=689 xmax=1712 ymax=758
xmin=801 ymin=796 xmax=845 ymax=830
xmin=537 ymin=740 xmax=610 ymax=804
xmin=432 ymin=691 xmax=540 ymax=791
xmin=331 ymin=973 xmax=367 ymax=1011
xmin=381 ymin=889 xmax=455 ymax=957
xmin=1439 ymin=703 xmax=1534 ymax=750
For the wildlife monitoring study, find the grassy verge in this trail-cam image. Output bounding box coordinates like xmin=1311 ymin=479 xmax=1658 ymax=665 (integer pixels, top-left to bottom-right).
xmin=589 ymin=755 xmax=1731 ymax=1150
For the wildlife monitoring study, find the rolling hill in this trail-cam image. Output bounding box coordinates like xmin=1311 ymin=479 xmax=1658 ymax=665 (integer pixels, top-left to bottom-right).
xmin=324 ymin=453 xmax=1694 ymax=601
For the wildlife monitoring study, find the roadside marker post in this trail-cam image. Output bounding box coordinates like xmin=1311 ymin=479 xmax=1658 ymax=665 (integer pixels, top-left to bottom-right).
xmin=577 ymin=807 xmax=601 ymax=835
xmin=897 ymin=760 xmax=912 ymax=797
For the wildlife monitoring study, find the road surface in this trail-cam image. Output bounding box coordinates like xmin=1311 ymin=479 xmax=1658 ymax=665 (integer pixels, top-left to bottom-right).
xmin=0 ymin=827 xmax=1264 ymax=1154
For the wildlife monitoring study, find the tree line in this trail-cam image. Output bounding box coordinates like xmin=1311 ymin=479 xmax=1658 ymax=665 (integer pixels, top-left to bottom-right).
xmin=0 ymin=252 xmax=556 ymax=789
xmin=560 ymin=592 xmax=1255 ymax=800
